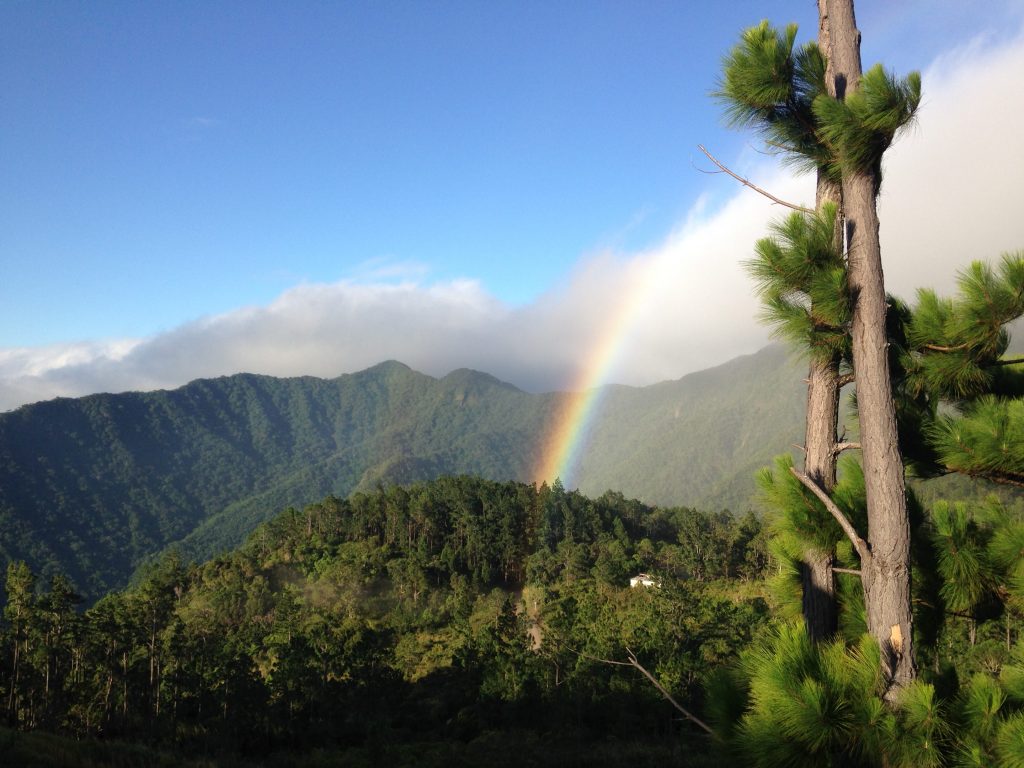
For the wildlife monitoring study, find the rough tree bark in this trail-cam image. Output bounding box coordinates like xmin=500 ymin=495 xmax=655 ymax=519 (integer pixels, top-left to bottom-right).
xmin=802 ymin=354 xmax=841 ymax=640
xmin=799 ymin=2 xmax=844 ymax=643
xmin=824 ymin=0 xmax=916 ymax=695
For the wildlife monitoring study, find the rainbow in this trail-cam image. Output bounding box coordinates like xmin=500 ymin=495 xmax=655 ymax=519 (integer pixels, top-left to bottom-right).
xmin=533 ymin=258 xmax=663 ymax=487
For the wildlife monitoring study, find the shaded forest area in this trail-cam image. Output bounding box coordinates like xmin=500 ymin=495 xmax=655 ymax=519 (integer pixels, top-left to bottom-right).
xmin=1 ymin=476 xmax=770 ymax=767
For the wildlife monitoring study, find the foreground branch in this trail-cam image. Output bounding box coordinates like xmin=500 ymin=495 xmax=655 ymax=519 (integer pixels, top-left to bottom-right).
xmin=580 ymin=648 xmax=715 ymax=736
xmin=696 ymin=145 xmax=814 ymax=214
xmin=961 ymin=469 xmax=1024 ymax=489
xmin=790 ymin=466 xmax=871 ymax=563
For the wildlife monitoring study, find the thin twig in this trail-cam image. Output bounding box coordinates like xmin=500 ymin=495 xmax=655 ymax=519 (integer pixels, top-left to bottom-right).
xmin=833 ymin=567 xmax=862 ymax=576
xmin=989 ymin=357 xmax=1024 ymax=367
xmin=789 ymin=466 xmax=871 ymax=563
xmin=833 ymin=441 xmax=861 ymax=455
xmin=914 ymin=599 xmax=977 ymax=621
xmin=696 ymin=145 xmax=814 ymax=214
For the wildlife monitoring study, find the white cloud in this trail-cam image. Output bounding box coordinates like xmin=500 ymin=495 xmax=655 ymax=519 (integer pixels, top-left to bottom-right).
xmin=879 ymin=30 xmax=1024 ymax=299
xmin=2 ymin=31 xmax=1023 ymax=412
xmin=0 ymin=340 xmax=142 ymax=410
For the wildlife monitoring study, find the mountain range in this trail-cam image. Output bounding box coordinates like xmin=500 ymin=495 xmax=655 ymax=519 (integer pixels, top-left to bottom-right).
xmin=0 ymin=344 xmax=809 ymax=600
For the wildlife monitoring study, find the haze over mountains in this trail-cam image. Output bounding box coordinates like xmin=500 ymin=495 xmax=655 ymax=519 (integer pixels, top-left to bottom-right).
xmin=0 ymin=344 xmax=805 ymax=601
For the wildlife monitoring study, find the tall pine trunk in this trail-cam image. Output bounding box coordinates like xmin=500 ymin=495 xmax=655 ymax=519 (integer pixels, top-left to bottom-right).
xmin=825 ymin=0 xmax=916 ymax=695
xmin=799 ymin=4 xmax=844 ymax=643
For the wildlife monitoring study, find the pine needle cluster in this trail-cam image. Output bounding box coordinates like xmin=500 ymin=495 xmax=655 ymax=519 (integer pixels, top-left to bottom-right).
xmin=905 ymin=254 xmax=1024 ymax=401
xmin=900 ymin=252 xmax=1024 ymax=486
xmin=709 ymin=493 xmax=1024 ymax=766
xmin=745 ymin=203 xmax=850 ymax=362
xmin=715 ymin=21 xmax=832 ymax=176
xmin=931 ymin=398 xmax=1024 ymax=486
xmin=709 ymin=625 xmax=952 ymax=767
xmin=717 ymin=20 xmax=919 ymax=188
xmin=813 ymin=64 xmax=921 ymax=188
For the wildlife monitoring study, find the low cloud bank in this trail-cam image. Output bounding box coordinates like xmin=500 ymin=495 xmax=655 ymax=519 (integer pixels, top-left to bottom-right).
xmin=2 ymin=32 xmax=1023 ymax=412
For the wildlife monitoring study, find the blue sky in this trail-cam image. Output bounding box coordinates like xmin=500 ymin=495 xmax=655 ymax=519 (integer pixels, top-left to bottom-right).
xmin=2 ymin=1 xmax=1024 ymax=408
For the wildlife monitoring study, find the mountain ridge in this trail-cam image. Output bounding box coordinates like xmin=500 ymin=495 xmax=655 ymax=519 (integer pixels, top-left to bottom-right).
xmin=0 ymin=344 xmax=806 ymax=600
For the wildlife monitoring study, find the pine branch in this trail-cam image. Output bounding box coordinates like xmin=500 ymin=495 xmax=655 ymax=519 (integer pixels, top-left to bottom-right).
xmin=696 ymin=145 xmax=814 ymax=214
xmin=833 ymin=567 xmax=862 ymax=575
xmin=833 ymin=441 xmax=861 ymax=455
xmin=989 ymin=357 xmax=1024 ymax=367
xmin=923 ymin=343 xmax=968 ymax=353
xmin=837 ymin=372 xmax=856 ymax=387
xmin=789 ymin=466 xmax=871 ymax=562
xmin=960 ymin=469 xmax=1024 ymax=489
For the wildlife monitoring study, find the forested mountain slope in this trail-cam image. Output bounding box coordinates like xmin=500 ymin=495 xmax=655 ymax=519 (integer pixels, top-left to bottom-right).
xmin=573 ymin=344 xmax=807 ymax=511
xmin=0 ymin=345 xmax=807 ymax=600
xmin=0 ymin=361 xmax=550 ymax=599
xmin=0 ymin=476 xmax=769 ymax=765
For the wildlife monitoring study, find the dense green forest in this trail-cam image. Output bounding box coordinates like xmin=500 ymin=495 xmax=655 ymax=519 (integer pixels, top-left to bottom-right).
xmin=0 ymin=476 xmax=770 ymax=766
xmin=0 ymin=345 xmax=807 ymax=603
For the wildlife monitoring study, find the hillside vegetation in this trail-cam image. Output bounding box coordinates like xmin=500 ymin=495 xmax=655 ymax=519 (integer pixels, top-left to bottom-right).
xmin=0 ymin=476 xmax=769 ymax=767
xmin=0 ymin=345 xmax=807 ymax=600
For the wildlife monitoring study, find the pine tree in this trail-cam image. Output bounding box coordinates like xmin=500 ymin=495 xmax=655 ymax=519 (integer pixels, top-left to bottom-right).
xmin=743 ymin=204 xmax=852 ymax=639
xmin=718 ymin=17 xmax=849 ymax=642
xmin=817 ymin=0 xmax=922 ymax=696
xmin=709 ymin=2 xmax=1024 ymax=758
xmin=719 ymin=5 xmax=920 ymax=669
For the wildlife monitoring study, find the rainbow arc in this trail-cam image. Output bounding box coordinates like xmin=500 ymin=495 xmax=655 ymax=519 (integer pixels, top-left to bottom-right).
xmin=532 ymin=257 xmax=663 ymax=487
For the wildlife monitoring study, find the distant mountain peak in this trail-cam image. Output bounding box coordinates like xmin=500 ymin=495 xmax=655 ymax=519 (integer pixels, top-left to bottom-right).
xmin=343 ymin=360 xmax=417 ymax=382
xmin=440 ymin=368 xmax=523 ymax=393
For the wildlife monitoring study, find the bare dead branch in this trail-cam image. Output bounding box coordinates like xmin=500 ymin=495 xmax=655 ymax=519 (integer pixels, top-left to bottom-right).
xmin=833 ymin=567 xmax=862 ymax=576
xmin=789 ymin=466 xmax=871 ymax=563
xmin=837 ymin=372 xmax=856 ymax=388
xmin=696 ymin=145 xmax=814 ymax=214
xmin=579 ymin=652 xmax=632 ymax=667
xmin=577 ymin=648 xmax=715 ymax=736
xmin=793 ymin=443 xmax=808 ymax=454
xmin=989 ymin=357 xmax=1024 ymax=367
xmin=833 ymin=441 xmax=861 ymax=455
xmin=625 ymin=648 xmax=716 ymax=736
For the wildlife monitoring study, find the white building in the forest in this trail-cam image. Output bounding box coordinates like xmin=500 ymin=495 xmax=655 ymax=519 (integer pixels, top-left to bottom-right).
xmin=629 ymin=573 xmax=660 ymax=588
